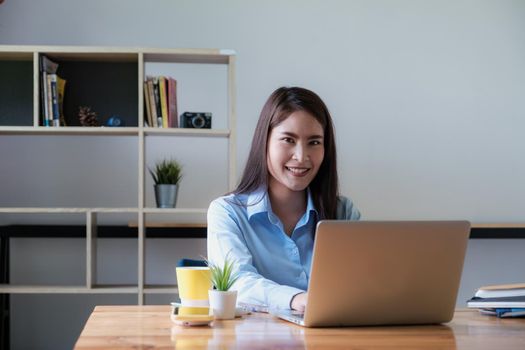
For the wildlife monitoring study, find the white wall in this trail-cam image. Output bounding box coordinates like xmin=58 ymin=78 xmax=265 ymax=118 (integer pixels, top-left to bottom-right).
xmin=1 ymin=1 xmax=525 ymax=349
xmin=1 ymin=0 xmax=524 ymax=221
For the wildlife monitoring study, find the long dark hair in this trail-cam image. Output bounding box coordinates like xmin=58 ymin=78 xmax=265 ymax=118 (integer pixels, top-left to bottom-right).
xmin=234 ymin=86 xmax=339 ymax=220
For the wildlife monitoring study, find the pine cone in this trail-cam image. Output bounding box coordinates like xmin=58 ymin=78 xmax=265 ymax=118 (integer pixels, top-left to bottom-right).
xmin=78 ymin=106 xmax=100 ymax=126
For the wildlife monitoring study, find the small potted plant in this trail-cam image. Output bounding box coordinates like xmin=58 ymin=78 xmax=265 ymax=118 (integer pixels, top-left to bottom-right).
xmin=206 ymin=253 xmax=239 ymax=320
xmin=149 ymin=158 xmax=183 ymax=208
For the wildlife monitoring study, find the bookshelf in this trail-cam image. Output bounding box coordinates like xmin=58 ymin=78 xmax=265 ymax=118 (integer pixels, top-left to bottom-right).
xmin=0 ymin=45 xmax=236 ymax=304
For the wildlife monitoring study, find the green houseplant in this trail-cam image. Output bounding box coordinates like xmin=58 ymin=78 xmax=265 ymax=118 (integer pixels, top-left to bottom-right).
xmin=206 ymin=253 xmax=239 ymax=319
xmin=149 ymin=158 xmax=183 ymax=208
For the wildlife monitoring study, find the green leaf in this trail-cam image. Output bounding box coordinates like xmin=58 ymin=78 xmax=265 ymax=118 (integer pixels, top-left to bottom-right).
xmin=203 ymin=252 xmax=239 ymax=291
xmin=149 ymin=158 xmax=183 ymax=185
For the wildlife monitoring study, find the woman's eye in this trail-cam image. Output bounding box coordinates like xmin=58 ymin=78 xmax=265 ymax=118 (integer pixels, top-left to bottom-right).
xmin=282 ymin=137 xmax=294 ymax=143
xmin=310 ymin=140 xmax=322 ymax=145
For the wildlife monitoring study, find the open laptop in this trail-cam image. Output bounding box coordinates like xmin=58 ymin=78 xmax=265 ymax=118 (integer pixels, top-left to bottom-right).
xmin=273 ymin=220 xmax=470 ymax=327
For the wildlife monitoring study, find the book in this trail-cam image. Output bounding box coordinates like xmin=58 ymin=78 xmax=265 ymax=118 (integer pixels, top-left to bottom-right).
xmin=41 ymin=55 xmax=58 ymax=73
xmin=167 ymin=77 xmax=178 ymax=128
xmin=40 ymin=55 xmax=59 ymax=127
xmin=146 ymin=78 xmax=158 ymax=127
xmin=158 ymin=76 xmax=168 ymax=128
xmin=46 ymin=74 xmax=54 ymax=125
xmin=143 ymin=82 xmax=152 ymax=127
xmin=478 ymin=308 xmax=525 ymax=318
xmin=474 ymin=283 xmax=525 ymax=299
xmin=153 ymin=78 xmax=163 ymax=127
xmin=468 ymin=283 xmax=525 ymax=318
xmin=49 ymin=74 xmax=59 ymax=126
xmin=57 ymin=76 xmax=67 ymax=126
xmin=467 ymin=296 xmax=525 ymax=309
xmin=41 ymin=71 xmax=49 ymax=126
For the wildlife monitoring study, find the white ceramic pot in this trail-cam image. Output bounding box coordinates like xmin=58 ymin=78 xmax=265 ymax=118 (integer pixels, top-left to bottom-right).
xmin=208 ymin=290 xmax=237 ymax=320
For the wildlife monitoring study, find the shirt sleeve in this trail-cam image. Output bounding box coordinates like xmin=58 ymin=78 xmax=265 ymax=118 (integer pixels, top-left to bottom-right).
xmin=207 ymin=198 xmax=304 ymax=310
xmin=336 ymin=196 xmax=361 ymax=220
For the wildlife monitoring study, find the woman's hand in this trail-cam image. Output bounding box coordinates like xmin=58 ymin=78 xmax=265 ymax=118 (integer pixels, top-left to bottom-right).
xmin=291 ymin=292 xmax=308 ymax=312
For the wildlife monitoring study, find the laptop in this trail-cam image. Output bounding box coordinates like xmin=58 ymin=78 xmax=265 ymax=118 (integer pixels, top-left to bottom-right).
xmin=273 ymin=220 xmax=470 ymax=327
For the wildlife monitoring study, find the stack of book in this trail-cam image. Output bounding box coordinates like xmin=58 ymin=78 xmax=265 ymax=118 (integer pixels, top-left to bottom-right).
xmin=143 ymin=76 xmax=178 ymax=128
xmin=40 ymin=55 xmax=66 ymax=127
xmin=467 ymin=283 xmax=525 ymax=318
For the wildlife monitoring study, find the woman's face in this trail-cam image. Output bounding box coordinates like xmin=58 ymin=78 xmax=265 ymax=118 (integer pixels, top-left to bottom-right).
xmin=267 ymin=110 xmax=325 ymax=196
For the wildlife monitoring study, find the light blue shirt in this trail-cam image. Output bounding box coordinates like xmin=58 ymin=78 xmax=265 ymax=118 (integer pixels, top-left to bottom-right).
xmin=207 ymin=188 xmax=361 ymax=310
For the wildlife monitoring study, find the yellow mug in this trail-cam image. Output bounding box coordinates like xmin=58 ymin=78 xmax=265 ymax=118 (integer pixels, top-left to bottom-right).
xmin=176 ymin=266 xmax=212 ymax=307
xmin=177 ymin=306 xmax=210 ymax=316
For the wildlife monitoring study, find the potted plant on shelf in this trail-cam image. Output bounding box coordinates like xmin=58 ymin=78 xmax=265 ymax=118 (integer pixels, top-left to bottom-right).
xmin=149 ymin=158 xmax=183 ymax=208
xmin=206 ymin=253 xmax=240 ymax=320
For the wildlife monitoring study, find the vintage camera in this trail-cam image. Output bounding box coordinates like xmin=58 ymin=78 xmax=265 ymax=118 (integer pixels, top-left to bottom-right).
xmin=180 ymin=112 xmax=212 ymax=129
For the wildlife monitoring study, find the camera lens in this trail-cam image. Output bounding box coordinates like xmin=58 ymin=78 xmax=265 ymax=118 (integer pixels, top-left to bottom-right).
xmin=191 ymin=116 xmax=205 ymax=128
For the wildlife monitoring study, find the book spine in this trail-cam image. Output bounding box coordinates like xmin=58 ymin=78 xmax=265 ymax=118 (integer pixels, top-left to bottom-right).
xmin=39 ymin=54 xmax=60 ymax=127
xmin=46 ymin=75 xmax=53 ymax=126
xmin=143 ymin=82 xmax=152 ymax=127
xmin=153 ymin=78 xmax=163 ymax=127
xmin=57 ymin=76 xmax=67 ymax=126
xmin=159 ymin=76 xmax=168 ymax=128
xmin=167 ymin=77 xmax=178 ymax=128
xmin=49 ymin=74 xmax=60 ymax=126
xmin=41 ymin=55 xmax=59 ymax=74
xmin=41 ymin=71 xmax=49 ymax=126
xmin=147 ymin=79 xmax=158 ymax=127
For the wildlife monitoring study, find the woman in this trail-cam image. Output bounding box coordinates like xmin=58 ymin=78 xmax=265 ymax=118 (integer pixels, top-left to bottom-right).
xmin=207 ymin=86 xmax=360 ymax=312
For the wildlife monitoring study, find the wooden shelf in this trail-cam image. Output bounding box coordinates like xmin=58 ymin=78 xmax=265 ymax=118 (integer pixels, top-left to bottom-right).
xmin=143 ymin=127 xmax=230 ymax=137
xmin=0 ymin=44 xmax=236 ymax=302
xmin=142 ymin=208 xmax=208 ymax=214
xmin=90 ymin=285 xmax=140 ymax=293
xmin=0 ymin=126 xmax=229 ymax=136
xmin=0 ymin=207 xmax=139 ymax=214
xmin=0 ymin=126 xmax=140 ymax=135
xmin=0 ymin=285 xmax=138 ymax=294
xmin=143 ymin=285 xmax=179 ymax=294
xmin=143 ymin=48 xmax=234 ymax=64
xmin=128 ymin=222 xmax=206 ymax=228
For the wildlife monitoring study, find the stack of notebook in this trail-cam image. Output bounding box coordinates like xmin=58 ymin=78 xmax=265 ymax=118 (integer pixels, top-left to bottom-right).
xmin=467 ymin=283 xmax=525 ymax=318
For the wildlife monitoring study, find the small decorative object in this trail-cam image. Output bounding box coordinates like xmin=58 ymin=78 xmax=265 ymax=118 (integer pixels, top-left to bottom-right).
xmin=78 ymin=106 xmax=100 ymax=126
xmin=106 ymin=116 xmax=125 ymax=127
xmin=206 ymin=253 xmax=239 ymax=320
xmin=149 ymin=158 xmax=183 ymax=208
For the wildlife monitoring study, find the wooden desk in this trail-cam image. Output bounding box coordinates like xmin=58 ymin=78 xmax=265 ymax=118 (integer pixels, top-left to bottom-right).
xmin=75 ymin=306 xmax=525 ymax=349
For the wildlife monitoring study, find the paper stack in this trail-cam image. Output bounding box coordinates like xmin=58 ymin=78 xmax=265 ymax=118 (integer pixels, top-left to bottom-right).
xmin=467 ymin=283 xmax=525 ymax=318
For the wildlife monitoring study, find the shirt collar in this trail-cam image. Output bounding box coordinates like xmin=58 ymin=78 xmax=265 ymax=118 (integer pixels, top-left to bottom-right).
xmin=301 ymin=188 xmax=318 ymax=226
xmin=246 ymin=187 xmax=318 ymax=223
xmin=246 ymin=187 xmax=269 ymax=220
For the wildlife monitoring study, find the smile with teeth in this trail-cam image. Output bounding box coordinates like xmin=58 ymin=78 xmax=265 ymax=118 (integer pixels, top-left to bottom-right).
xmin=285 ymin=166 xmax=310 ymax=175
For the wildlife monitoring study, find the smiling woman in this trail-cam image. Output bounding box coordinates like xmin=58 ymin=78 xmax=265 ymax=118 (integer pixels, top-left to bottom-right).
xmin=266 ymin=110 xmax=325 ymax=234
xmin=207 ymin=86 xmax=361 ymax=313
xmin=233 ymin=87 xmax=342 ymax=221
xmin=267 ymin=110 xmax=325 ymax=195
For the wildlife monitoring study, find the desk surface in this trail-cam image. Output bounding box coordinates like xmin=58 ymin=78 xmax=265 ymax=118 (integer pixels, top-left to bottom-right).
xmin=75 ymin=306 xmax=525 ymax=349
